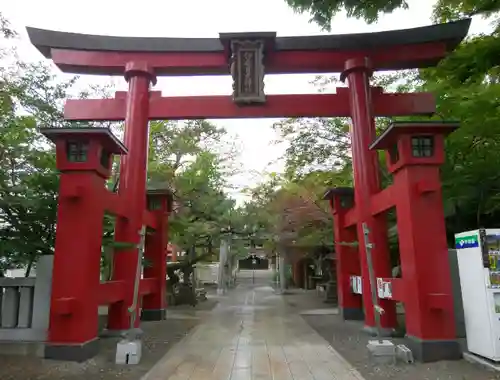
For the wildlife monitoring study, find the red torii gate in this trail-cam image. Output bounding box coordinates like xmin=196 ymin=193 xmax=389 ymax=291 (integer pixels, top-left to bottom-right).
xmin=27 ymin=18 xmax=470 ymax=362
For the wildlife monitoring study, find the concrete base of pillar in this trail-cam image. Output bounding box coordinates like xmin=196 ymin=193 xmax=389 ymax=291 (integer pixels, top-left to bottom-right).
xmin=44 ymin=338 xmax=99 ymax=362
xmin=141 ymin=309 xmax=166 ymax=321
xmin=362 ymin=325 xmax=395 ymax=338
xmin=341 ymin=307 xmax=364 ymax=321
xmin=405 ymin=335 xmax=462 ymax=362
xmin=100 ymin=327 xmax=144 ymax=340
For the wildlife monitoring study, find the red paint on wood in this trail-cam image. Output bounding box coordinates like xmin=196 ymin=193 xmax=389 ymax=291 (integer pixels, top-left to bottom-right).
xmin=143 ymin=207 xmax=169 ymax=312
xmin=64 ymin=91 xmax=435 ymax=121
xmin=48 ymin=173 xmax=105 ymax=344
xmin=142 ymin=210 xmax=158 ymax=229
xmin=59 ymin=183 xmax=85 ymax=199
xmin=107 ymin=67 xmax=155 ymax=331
xmin=49 ymin=42 xmax=448 ymax=75
xmin=427 ymin=293 xmax=448 ymax=310
xmin=394 ymin=164 xmax=456 ymax=340
xmin=98 ymin=281 xmax=126 ymax=305
xmin=102 ymin=191 xmax=126 ymax=217
xmin=343 ymin=58 xmax=397 ymax=329
xmin=370 ymin=187 xmax=396 ymax=216
xmin=337 ymin=229 xmax=362 ymax=312
xmin=139 ymin=278 xmax=158 ymax=296
xmin=326 ymin=195 xmax=362 ymax=316
xmin=343 ymin=208 xmax=358 ymax=227
xmin=51 ymin=298 xmax=76 ymax=316
xmin=389 ymin=278 xmax=405 ymax=302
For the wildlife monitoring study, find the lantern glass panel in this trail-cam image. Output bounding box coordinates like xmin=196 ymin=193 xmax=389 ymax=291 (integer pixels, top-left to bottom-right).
xmin=411 ymin=136 xmax=434 ymax=158
xmin=148 ymin=197 xmax=161 ymax=210
xmin=66 ymin=140 xmax=89 ymax=162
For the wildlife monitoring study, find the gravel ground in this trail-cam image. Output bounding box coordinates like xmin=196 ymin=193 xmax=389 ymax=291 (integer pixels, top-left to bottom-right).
xmin=0 ymin=299 xmax=218 ymax=380
xmin=284 ymin=289 xmax=500 ymax=380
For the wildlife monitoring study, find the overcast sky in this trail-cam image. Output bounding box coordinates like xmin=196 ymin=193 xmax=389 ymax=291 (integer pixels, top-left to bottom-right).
xmin=1 ymin=0 xmax=491 ymax=203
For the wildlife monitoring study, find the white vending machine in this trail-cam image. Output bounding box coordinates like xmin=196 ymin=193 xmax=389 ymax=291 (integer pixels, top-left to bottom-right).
xmin=455 ymin=228 xmax=500 ymax=360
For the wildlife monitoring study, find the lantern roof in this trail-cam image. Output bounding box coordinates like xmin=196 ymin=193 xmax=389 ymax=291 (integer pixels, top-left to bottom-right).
xmin=369 ymin=120 xmax=460 ymax=151
xmin=146 ymin=182 xmax=173 ymax=197
xmin=323 ymin=187 xmax=355 ymax=200
xmin=39 ymin=127 xmax=127 ymax=155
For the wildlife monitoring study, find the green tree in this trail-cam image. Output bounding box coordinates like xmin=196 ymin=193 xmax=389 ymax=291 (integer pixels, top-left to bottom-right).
xmin=284 ymin=0 xmax=408 ymax=28
xmin=272 ymin=37 xmax=500 ymax=241
xmin=284 ymin=0 xmax=499 ymax=29
xmin=0 ymin=12 xmax=243 ymax=277
xmin=420 ymin=68 xmax=500 ymax=233
xmin=0 ymin=16 xmax=75 ymax=274
xmin=0 ymin=12 xmax=16 ymax=39
xmin=241 ymin=170 xmax=336 ymax=253
xmin=273 ymin=117 xmax=352 ymax=178
xmin=147 ymin=119 xmax=241 ymax=258
xmin=0 ymin=13 xmax=119 ymax=275
xmin=284 ymin=0 xmax=500 ymax=84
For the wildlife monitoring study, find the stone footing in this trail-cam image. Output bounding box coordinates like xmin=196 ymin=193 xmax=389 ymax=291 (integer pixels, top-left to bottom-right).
xmin=405 ymin=335 xmax=462 ymax=362
xmin=362 ymin=325 xmax=395 ymax=337
xmin=100 ymin=327 xmax=144 ymax=340
xmin=44 ymin=338 xmax=99 ymax=362
xmin=342 ymin=307 xmax=364 ymax=321
xmin=141 ymin=308 xmax=166 ymax=321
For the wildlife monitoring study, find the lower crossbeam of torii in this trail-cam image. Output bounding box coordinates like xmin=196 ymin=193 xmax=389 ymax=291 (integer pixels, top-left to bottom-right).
xmin=64 ymin=88 xmax=435 ymax=121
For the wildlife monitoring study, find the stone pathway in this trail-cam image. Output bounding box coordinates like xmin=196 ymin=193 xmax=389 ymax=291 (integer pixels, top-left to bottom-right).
xmin=142 ymin=271 xmax=365 ymax=380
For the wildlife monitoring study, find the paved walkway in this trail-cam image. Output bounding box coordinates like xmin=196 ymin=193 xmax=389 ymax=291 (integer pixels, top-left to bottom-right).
xmin=143 ymin=271 xmax=365 ymax=380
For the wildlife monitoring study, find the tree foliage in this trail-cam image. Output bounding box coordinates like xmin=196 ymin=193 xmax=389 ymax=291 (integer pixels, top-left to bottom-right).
xmin=147 ymin=119 xmax=241 ymax=257
xmin=284 ymin=0 xmax=499 ymax=30
xmin=240 ymin=170 xmax=337 ymax=253
xmin=267 ymin=0 xmax=500 ymax=244
xmin=0 ymin=14 xmax=75 ymax=274
xmin=0 ymin=12 xmax=242 ymax=274
xmin=284 ymin=0 xmax=408 ymax=29
xmin=6 ymin=0 xmax=500 ymax=274
xmin=285 ymin=0 xmax=500 ymax=83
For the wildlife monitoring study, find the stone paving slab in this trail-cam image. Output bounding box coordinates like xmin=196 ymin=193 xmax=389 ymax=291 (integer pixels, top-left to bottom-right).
xmin=142 ymin=276 xmax=365 ymax=380
xmin=300 ymin=308 xmax=340 ymax=315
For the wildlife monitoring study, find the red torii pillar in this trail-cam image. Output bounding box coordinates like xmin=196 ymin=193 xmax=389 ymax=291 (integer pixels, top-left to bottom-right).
xmin=325 ymin=187 xmax=363 ymax=320
xmin=107 ymin=63 xmax=158 ymax=331
xmin=341 ymin=58 xmax=397 ymax=332
xmin=142 ymin=188 xmax=172 ymax=320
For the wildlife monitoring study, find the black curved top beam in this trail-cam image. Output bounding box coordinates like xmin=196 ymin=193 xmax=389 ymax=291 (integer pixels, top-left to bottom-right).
xmin=27 ymin=19 xmax=471 ymax=58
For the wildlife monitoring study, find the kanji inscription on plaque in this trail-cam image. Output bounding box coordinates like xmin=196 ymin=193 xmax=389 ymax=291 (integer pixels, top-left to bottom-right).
xmin=229 ymin=39 xmax=266 ymax=104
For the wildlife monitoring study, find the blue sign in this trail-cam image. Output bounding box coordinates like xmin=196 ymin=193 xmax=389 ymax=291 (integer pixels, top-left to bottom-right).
xmin=455 ymin=235 xmax=479 ymax=249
